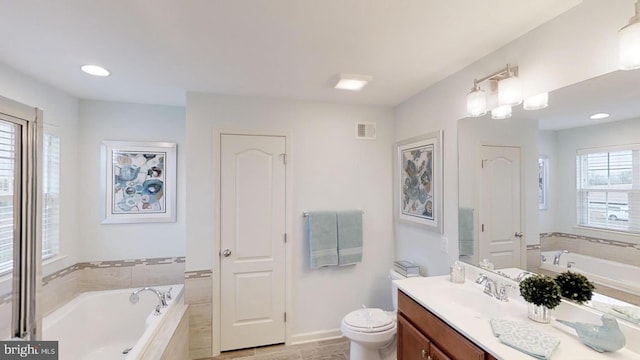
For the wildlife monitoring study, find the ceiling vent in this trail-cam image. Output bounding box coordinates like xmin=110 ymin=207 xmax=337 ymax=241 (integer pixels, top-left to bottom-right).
xmin=355 ymin=122 xmax=376 ymax=140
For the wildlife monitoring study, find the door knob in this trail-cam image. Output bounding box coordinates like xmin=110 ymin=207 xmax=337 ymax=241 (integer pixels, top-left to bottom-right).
xmin=514 ymin=232 xmax=523 ymax=238
xmin=221 ymin=249 xmax=232 ymax=257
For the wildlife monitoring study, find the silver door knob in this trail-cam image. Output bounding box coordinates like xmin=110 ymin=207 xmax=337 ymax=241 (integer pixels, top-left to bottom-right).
xmin=221 ymin=249 xmax=232 ymax=257
xmin=514 ymin=232 xmax=523 ymax=238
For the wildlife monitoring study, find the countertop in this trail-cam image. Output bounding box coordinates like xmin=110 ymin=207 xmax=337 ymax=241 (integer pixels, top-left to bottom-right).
xmin=395 ymin=275 xmax=640 ymax=359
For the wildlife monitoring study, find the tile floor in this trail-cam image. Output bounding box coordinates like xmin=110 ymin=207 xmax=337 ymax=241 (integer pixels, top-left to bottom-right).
xmin=205 ymin=337 xmax=350 ymax=360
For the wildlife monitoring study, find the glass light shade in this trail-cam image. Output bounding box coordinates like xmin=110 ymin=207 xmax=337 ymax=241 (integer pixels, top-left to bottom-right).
xmin=523 ymin=92 xmax=549 ymax=110
xmin=498 ymin=76 xmax=523 ymax=106
xmin=619 ymin=21 xmax=640 ymax=70
xmin=466 ymin=89 xmax=487 ymax=117
xmin=491 ymin=105 xmax=512 ymax=119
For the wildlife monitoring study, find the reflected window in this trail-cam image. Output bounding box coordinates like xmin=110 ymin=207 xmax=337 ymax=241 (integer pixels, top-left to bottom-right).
xmin=576 ymin=147 xmax=640 ymax=234
xmin=0 ymin=123 xmax=15 ymax=274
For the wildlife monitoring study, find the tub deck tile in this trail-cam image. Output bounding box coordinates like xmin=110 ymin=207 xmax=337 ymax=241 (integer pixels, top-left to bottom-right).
xmin=204 ymin=338 xmax=349 ymax=360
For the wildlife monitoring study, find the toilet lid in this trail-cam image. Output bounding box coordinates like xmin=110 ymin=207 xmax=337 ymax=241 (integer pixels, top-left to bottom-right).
xmin=343 ymin=308 xmax=394 ymax=333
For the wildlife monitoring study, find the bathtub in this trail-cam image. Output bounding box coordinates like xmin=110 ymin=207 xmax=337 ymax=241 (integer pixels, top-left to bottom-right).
xmin=42 ymin=284 xmax=184 ymax=360
xmin=540 ymin=251 xmax=640 ymax=296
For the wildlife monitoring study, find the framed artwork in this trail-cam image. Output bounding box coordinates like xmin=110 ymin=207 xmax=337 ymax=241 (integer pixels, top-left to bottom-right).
xmin=101 ymin=141 xmax=177 ymax=224
xmin=395 ymin=131 xmax=443 ymax=232
xmin=538 ymin=155 xmax=549 ymax=210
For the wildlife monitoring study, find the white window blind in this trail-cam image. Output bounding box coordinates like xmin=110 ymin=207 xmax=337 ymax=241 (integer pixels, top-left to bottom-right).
xmin=43 ymin=133 xmax=60 ymax=259
xmin=0 ymin=123 xmax=15 ymax=274
xmin=576 ymin=146 xmax=640 ymax=234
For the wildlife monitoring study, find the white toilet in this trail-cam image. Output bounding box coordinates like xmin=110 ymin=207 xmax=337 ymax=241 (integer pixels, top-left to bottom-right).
xmin=340 ymin=269 xmax=413 ymax=360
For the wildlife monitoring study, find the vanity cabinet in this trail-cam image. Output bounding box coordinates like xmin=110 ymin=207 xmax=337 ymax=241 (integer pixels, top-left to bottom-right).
xmin=397 ymin=290 xmax=497 ymax=360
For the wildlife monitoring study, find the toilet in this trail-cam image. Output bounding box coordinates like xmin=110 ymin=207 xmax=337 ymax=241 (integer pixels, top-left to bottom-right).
xmin=340 ymin=269 xmax=415 ymax=360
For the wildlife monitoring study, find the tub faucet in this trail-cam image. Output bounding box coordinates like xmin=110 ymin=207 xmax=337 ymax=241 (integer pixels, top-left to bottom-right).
xmin=129 ymin=287 xmax=168 ymax=309
xmin=553 ymin=250 xmax=569 ymax=265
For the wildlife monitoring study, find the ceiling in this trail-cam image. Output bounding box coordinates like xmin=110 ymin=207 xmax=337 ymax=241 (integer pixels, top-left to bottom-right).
xmin=0 ymin=1 xmax=581 ymax=107
xmin=527 ymin=69 xmax=640 ymax=130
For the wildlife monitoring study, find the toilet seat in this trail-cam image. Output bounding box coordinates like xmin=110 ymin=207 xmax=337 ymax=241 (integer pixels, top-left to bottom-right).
xmin=342 ymin=308 xmax=395 ymax=333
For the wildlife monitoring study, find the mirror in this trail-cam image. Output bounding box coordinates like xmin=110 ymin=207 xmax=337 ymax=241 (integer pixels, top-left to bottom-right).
xmin=458 ymin=70 xmax=640 ymax=324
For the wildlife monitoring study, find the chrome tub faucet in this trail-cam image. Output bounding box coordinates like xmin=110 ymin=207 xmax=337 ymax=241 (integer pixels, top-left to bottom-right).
xmin=129 ymin=287 xmax=169 ymax=312
xmin=553 ymin=250 xmax=569 ymax=265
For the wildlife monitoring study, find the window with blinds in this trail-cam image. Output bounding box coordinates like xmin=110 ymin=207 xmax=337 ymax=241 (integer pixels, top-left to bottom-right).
xmin=0 ymin=123 xmax=15 ymax=274
xmin=576 ymin=147 xmax=640 ymax=234
xmin=43 ymin=133 xmax=60 ymax=259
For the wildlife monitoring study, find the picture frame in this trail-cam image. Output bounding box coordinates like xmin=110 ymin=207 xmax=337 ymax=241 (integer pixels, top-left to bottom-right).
xmin=538 ymin=155 xmax=549 ymax=210
xmin=101 ymin=141 xmax=177 ymax=224
xmin=395 ymin=131 xmax=443 ymax=232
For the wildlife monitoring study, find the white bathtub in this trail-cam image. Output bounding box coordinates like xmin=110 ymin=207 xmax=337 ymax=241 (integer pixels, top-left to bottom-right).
xmin=42 ymin=284 xmax=184 ymax=360
xmin=540 ymin=251 xmax=640 ymax=296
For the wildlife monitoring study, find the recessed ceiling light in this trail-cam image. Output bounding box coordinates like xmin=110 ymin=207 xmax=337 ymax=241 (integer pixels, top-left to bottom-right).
xmin=589 ymin=113 xmax=610 ymax=120
xmin=81 ymin=64 xmax=110 ymax=77
xmin=334 ymin=74 xmax=372 ymax=91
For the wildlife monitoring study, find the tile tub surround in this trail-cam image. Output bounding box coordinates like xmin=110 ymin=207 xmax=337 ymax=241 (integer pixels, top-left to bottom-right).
xmin=538 ymin=232 xmax=640 ymax=267
xmin=185 ymin=270 xmax=213 ymax=359
xmin=41 ymin=256 xmax=185 ymax=316
xmin=204 ymin=337 xmax=350 ymax=360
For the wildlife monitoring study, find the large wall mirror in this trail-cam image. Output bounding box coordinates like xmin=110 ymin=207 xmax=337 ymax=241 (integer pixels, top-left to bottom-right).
xmin=458 ymin=69 xmax=640 ymax=324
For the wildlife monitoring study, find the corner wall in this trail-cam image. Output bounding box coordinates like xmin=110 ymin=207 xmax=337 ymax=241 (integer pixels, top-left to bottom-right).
xmin=185 ymin=93 xmax=395 ymax=356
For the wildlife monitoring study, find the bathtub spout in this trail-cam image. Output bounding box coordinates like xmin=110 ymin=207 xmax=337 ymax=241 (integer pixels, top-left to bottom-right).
xmin=129 ymin=287 xmax=168 ymax=308
xmin=553 ymin=250 xmax=569 ymax=265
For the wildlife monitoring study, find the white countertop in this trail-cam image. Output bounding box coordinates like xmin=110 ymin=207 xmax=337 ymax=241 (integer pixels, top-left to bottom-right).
xmin=395 ymin=274 xmax=640 ymax=360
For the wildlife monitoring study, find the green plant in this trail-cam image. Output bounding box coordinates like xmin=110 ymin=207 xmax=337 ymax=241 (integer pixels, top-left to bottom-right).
xmin=555 ymin=271 xmax=595 ymax=304
xmin=519 ymin=274 xmax=562 ymax=309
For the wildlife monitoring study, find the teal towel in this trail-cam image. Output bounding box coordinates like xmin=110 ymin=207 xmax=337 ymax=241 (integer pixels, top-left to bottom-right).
xmin=490 ymin=319 xmax=560 ymax=360
xmin=458 ymin=207 xmax=474 ymax=256
xmin=307 ymin=211 xmax=339 ymax=269
xmin=337 ymin=210 xmax=363 ymax=266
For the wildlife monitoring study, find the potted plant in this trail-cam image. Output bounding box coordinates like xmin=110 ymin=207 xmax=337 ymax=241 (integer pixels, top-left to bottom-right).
xmin=519 ymin=274 xmax=562 ymax=323
xmin=555 ymin=271 xmax=595 ymax=305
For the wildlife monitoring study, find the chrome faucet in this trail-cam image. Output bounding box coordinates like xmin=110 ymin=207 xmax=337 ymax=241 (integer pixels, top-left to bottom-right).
xmin=476 ymin=274 xmax=509 ymax=301
xmin=553 ymin=250 xmax=569 ymax=265
xmin=515 ymin=271 xmax=534 ymax=282
xmin=129 ymin=287 xmax=168 ymax=309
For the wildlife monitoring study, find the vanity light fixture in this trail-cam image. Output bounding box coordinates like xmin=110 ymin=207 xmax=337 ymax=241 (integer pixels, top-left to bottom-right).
xmin=466 ymin=64 xmax=526 ymax=117
xmin=619 ymin=0 xmax=640 ymax=70
xmin=589 ymin=113 xmax=610 ymax=120
xmin=491 ymin=105 xmax=512 ymax=120
xmin=523 ymin=92 xmax=549 ymax=110
xmin=334 ymin=73 xmax=372 ymax=91
xmin=81 ymin=64 xmax=110 ymax=77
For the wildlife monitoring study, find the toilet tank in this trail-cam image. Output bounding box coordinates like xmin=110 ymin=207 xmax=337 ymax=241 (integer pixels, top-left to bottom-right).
xmin=389 ymin=269 xmax=407 ymax=311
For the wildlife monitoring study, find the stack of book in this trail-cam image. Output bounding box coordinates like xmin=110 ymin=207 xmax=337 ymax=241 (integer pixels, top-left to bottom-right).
xmin=393 ymin=260 xmax=420 ymax=277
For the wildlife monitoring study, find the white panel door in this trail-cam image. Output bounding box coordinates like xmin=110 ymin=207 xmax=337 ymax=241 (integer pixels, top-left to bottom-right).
xmin=478 ymin=145 xmax=523 ymax=269
xmin=220 ymin=134 xmax=286 ymax=351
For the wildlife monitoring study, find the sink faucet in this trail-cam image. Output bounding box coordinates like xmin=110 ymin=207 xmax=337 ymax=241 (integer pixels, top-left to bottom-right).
xmin=515 ymin=271 xmax=534 ymax=282
xmin=476 ymin=274 xmax=510 ymax=301
xmin=129 ymin=287 xmax=168 ymax=309
xmin=553 ymin=250 xmax=569 ymax=265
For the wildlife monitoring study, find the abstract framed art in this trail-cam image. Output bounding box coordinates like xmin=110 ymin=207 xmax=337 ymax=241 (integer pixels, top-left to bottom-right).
xmin=538 ymin=155 xmax=549 ymax=210
xmin=101 ymin=141 xmax=177 ymax=224
xmin=395 ymin=131 xmax=443 ymax=232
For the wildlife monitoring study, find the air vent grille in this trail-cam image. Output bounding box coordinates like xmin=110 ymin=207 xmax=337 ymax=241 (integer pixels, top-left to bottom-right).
xmin=356 ymin=122 xmax=376 ymax=140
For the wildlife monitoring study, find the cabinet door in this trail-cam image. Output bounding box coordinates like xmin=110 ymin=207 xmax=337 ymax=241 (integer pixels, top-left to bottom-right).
xmin=398 ymin=314 xmax=430 ymax=360
xmin=430 ymin=343 xmax=452 ymax=360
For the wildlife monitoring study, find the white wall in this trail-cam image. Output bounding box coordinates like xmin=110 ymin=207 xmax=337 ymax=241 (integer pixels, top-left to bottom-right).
xmin=394 ymin=0 xmax=635 ymax=275
xmin=554 ymin=117 xmax=640 ymax=244
xmin=0 ymin=61 xmax=80 ymax=275
xmin=78 ymin=100 xmax=186 ymax=261
xmin=185 ymin=93 xmax=395 ymax=342
xmin=538 ymin=130 xmax=558 ymax=234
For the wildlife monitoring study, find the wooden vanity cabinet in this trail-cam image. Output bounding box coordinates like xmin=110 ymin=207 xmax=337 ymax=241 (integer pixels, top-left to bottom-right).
xmin=397 ymin=290 xmax=497 ymax=360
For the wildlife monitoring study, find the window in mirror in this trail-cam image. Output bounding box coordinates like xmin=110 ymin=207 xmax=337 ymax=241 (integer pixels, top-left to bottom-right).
xmin=576 ymin=147 xmax=640 ymax=234
xmin=43 ymin=133 xmax=60 ymax=259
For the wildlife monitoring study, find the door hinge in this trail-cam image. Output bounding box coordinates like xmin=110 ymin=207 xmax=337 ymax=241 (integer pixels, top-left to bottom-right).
xmin=481 ymin=224 xmax=485 ymax=232
xmin=284 ymin=312 xmax=287 ymax=322
xmin=280 ymin=153 xmax=287 ymax=165
xmin=284 ymin=233 xmax=287 ymax=243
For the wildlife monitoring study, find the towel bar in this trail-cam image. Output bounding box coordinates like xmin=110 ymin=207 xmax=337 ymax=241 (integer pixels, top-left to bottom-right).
xmin=303 ymin=210 xmax=364 ymax=217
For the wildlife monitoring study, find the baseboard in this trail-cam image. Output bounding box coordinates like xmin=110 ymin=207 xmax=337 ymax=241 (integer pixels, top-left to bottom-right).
xmin=289 ymin=329 xmax=343 ymax=345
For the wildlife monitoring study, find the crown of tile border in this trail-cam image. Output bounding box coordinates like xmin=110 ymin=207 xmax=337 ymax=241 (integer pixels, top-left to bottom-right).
xmin=539 ymin=232 xmax=638 ymax=249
